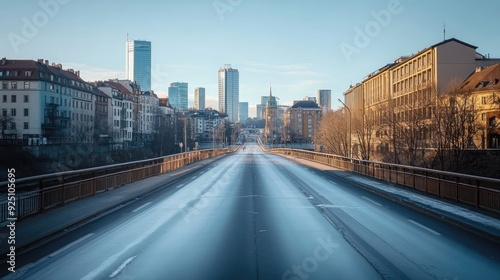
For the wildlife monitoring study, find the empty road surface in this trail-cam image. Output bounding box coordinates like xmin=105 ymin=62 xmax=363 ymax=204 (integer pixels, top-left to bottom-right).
xmin=4 ymin=143 xmax=500 ymax=279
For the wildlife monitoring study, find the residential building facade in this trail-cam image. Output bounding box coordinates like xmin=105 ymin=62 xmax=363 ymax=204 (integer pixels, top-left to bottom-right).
xmin=0 ymin=58 xmax=108 ymax=145
xmin=284 ymin=100 xmax=322 ymax=143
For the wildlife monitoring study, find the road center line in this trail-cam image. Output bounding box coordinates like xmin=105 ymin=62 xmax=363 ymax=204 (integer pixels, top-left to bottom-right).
xmin=132 ymin=202 xmax=152 ymax=213
xmin=408 ymin=219 xmax=441 ymax=236
xmin=109 ymin=256 xmax=136 ymax=278
xmin=176 ymin=184 xmax=185 ymax=189
xmin=361 ymin=196 xmax=382 ymax=207
xmin=191 ymin=176 xmax=197 ymax=179
xmin=48 ymin=233 xmax=95 ymax=258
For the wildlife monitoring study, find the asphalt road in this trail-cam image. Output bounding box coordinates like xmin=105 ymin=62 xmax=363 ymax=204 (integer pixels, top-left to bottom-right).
xmin=5 ymin=143 xmax=500 ymax=279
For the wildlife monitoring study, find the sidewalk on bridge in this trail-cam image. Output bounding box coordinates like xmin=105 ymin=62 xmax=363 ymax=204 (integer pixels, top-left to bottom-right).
xmin=280 ymin=155 xmax=500 ymax=241
xmin=0 ymin=155 xmax=224 ymax=256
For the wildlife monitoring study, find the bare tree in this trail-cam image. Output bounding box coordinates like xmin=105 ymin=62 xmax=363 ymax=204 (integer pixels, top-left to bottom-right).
xmin=383 ymin=88 xmax=433 ymax=166
xmin=433 ymin=86 xmax=481 ymax=171
xmin=317 ymin=110 xmax=349 ymax=157
xmin=352 ymin=110 xmax=375 ymax=160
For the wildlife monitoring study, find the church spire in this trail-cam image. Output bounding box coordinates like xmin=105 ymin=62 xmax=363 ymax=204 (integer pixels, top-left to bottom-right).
xmin=269 ymin=84 xmax=272 ymax=97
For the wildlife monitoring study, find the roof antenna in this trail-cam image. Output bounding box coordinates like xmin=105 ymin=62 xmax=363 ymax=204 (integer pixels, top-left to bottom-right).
xmin=443 ymin=22 xmax=446 ymax=41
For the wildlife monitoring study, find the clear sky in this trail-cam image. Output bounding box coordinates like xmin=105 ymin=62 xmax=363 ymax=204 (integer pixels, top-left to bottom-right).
xmin=2 ymin=0 xmax=500 ymax=117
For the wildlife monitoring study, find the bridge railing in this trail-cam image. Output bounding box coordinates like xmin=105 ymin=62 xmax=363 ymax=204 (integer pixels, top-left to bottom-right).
xmin=267 ymin=148 xmax=500 ymax=214
xmin=0 ymin=149 xmax=232 ymax=223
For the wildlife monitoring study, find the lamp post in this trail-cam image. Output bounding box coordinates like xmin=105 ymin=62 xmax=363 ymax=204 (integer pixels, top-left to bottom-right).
xmin=338 ymin=99 xmax=352 ymax=159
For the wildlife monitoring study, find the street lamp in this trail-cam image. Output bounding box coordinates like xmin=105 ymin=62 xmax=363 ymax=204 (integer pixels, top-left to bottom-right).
xmin=338 ymin=99 xmax=352 ymax=159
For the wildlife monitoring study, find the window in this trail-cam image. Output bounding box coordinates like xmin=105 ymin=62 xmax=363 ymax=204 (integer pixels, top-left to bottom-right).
xmin=25 ymin=71 xmax=32 ymax=77
xmin=23 ymin=82 xmax=30 ymax=89
xmin=2 ymin=95 xmax=6 ymax=102
xmin=2 ymin=109 xmax=7 ymax=116
xmin=11 ymin=108 xmax=16 ymax=116
xmin=11 ymin=82 xmax=17 ymax=89
xmin=11 ymin=122 xmax=16 ymax=129
xmin=24 ymin=108 xmax=28 ymax=116
xmin=24 ymin=122 xmax=28 ymax=129
xmin=24 ymin=95 xmax=29 ymax=102
xmin=11 ymin=95 xmax=16 ymax=103
xmin=482 ymin=96 xmax=487 ymax=105
xmin=2 ymin=82 xmax=7 ymax=89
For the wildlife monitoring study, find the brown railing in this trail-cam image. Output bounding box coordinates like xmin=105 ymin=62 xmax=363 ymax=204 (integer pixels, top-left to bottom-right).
xmin=0 ymin=149 xmax=233 ymax=223
xmin=267 ymin=147 xmax=500 ymax=214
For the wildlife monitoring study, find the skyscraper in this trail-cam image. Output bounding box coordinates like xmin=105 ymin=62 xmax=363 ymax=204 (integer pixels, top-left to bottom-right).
xmin=218 ymin=65 xmax=239 ymax=122
xmin=239 ymin=102 xmax=248 ymax=123
xmin=168 ymin=82 xmax=188 ymax=110
xmin=126 ymin=40 xmax=151 ymax=91
xmin=318 ymin=89 xmax=331 ymax=113
xmin=194 ymin=87 xmax=205 ymax=110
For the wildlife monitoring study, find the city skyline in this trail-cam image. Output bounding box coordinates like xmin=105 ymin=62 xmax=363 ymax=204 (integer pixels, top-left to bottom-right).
xmin=3 ymin=0 xmax=500 ymax=117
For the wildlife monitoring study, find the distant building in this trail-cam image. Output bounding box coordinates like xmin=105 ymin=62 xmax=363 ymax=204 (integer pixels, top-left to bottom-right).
xmin=284 ymin=100 xmax=322 ymax=143
xmin=303 ymin=96 xmax=317 ymax=103
xmin=168 ymin=82 xmax=188 ymax=110
xmin=256 ymin=104 xmax=263 ymax=120
xmin=259 ymin=95 xmax=269 ymax=121
xmin=264 ymin=87 xmax=278 ymax=144
xmin=218 ymin=65 xmax=239 ymax=122
xmin=188 ymin=109 xmax=227 ymax=143
xmin=194 ymin=87 xmax=205 ymax=110
xmin=317 ymin=89 xmax=331 ymax=113
xmin=238 ymin=102 xmax=248 ymax=123
xmin=126 ymin=40 xmax=151 ymax=91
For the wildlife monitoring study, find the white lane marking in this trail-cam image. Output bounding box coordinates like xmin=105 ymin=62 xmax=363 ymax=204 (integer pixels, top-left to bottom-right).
xmin=132 ymin=202 xmax=152 ymax=213
xmin=200 ymin=171 xmax=205 ymax=174
xmin=81 ymin=216 xmax=169 ymax=280
xmin=48 ymin=233 xmax=95 ymax=258
xmin=408 ymin=220 xmax=441 ymax=236
xmin=362 ymin=196 xmax=382 ymax=207
xmin=328 ymin=180 xmax=335 ymax=184
xmin=109 ymin=256 xmax=136 ymax=278
xmin=176 ymin=184 xmax=185 ymax=189
xmin=191 ymin=176 xmax=197 ymax=179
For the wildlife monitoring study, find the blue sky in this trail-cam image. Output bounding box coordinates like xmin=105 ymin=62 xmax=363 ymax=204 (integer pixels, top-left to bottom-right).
xmin=2 ymin=0 xmax=500 ymax=117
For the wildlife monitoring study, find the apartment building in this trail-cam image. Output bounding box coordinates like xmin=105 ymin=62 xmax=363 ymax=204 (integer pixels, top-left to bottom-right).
xmin=0 ymin=58 xmax=107 ymax=145
xmin=343 ymin=38 xmax=500 ymax=156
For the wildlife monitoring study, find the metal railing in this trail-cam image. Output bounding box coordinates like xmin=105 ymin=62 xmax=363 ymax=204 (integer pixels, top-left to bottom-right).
xmin=266 ymin=147 xmax=500 ymax=214
xmin=0 ymin=149 xmax=233 ymax=223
